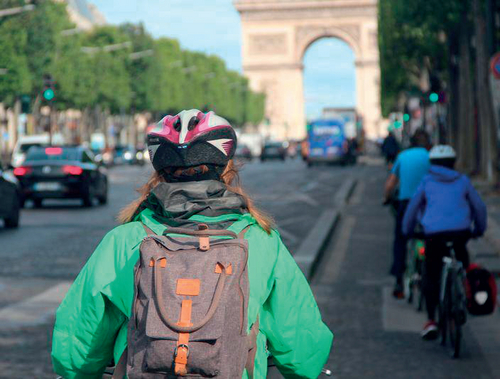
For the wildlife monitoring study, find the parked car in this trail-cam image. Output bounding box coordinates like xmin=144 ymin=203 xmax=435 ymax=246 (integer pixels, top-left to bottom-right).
xmin=235 ymin=144 xmax=253 ymax=161
xmin=260 ymin=142 xmax=287 ymax=161
xmin=14 ymin=146 xmax=108 ymax=208
xmin=0 ymin=165 xmax=21 ymax=227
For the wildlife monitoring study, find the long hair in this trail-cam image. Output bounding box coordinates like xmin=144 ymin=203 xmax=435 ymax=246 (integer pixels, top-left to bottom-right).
xmin=117 ymin=160 xmax=274 ymax=234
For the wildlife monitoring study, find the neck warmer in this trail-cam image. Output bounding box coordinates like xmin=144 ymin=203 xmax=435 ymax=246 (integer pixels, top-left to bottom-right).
xmin=137 ymin=180 xmax=248 ymax=227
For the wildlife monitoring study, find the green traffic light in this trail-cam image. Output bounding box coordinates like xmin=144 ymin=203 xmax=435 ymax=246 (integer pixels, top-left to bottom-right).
xmin=394 ymin=121 xmax=402 ymax=129
xmin=403 ymin=113 xmax=410 ymax=122
xmin=43 ymin=88 xmax=54 ymax=101
xmin=429 ymin=92 xmax=438 ymax=103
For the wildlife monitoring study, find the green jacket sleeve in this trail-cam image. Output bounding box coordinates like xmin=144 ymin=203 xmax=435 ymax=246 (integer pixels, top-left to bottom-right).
xmin=51 ymin=224 xmax=141 ymax=379
xmin=260 ymin=234 xmax=333 ymax=378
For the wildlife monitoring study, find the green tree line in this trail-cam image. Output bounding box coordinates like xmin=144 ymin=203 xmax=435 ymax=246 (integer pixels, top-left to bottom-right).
xmin=378 ymin=0 xmax=499 ymax=182
xmin=0 ymin=0 xmax=265 ymax=126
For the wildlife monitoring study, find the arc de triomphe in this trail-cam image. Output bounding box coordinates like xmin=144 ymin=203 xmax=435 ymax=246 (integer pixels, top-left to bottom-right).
xmin=234 ymin=0 xmax=381 ymax=140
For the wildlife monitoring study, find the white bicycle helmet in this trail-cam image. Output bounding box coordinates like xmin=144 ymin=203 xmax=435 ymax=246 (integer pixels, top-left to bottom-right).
xmin=429 ymin=145 xmax=456 ymax=160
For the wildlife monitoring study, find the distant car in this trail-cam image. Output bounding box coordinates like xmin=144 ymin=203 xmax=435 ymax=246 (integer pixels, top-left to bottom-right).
xmin=235 ymin=144 xmax=253 ymax=161
xmin=260 ymin=142 xmax=286 ymax=161
xmin=14 ymin=146 xmax=108 ymax=208
xmin=0 ymin=166 xmax=21 ymax=227
xmin=11 ymin=134 xmax=65 ymax=167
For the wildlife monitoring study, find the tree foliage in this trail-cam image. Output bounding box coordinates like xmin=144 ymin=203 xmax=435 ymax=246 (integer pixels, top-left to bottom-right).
xmin=0 ymin=0 xmax=265 ymax=126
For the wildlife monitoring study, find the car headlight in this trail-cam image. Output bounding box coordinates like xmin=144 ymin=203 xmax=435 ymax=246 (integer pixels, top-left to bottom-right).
xmin=136 ymin=151 xmax=143 ymax=160
xmin=124 ymin=152 xmax=133 ymax=160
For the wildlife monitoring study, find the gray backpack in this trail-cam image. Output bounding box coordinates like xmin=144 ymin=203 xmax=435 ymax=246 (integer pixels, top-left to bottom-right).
xmin=113 ymin=223 xmax=259 ymax=378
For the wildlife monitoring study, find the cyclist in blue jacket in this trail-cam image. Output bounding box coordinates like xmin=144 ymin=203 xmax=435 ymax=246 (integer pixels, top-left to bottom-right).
xmin=402 ymin=145 xmax=487 ymax=340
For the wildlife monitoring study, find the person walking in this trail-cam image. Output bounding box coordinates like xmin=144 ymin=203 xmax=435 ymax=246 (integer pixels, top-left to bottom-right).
xmin=51 ymin=109 xmax=333 ymax=378
xmin=384 ymin=129 xmax=431 ymax=299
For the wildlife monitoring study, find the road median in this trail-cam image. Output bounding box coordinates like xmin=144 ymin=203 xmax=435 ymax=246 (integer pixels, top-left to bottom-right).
xmin=294 ymin=177 xmax=357 ymax=280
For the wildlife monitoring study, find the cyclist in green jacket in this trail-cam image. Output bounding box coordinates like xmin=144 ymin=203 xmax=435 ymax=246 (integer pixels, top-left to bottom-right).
xmin=51 ymin=109 xmax=333 ymax=378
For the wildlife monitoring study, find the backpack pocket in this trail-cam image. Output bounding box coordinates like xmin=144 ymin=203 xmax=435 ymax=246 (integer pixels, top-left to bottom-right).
xmin=144 ymin=301 xmax=224 ymax=376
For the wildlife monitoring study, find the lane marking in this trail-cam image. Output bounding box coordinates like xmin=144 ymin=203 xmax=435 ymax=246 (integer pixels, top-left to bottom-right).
xmin=0 ymin=281 xmax=71 ymax=329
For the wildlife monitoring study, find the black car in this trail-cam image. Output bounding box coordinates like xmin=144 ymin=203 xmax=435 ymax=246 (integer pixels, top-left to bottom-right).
xmin=0 ymin=166 xmax=21 ymax=227
xmin=14 ymin=146 xmax=108 ymax=208
xmin=260 ymin=142 xmax=286 ymax=161
xmin=235 ymin=144 xmax=253 ymax=161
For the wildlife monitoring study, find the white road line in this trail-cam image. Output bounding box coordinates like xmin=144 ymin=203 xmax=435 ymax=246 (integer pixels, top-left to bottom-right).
xmin=0 ymin=281 xmax=71 ymax=329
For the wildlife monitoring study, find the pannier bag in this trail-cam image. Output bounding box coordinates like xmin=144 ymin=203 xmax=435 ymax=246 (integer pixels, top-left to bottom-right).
xmin=465 ymin=264 xmax=497 ymax=316
xmin=114 ymin=223 xmax=259 ymax=378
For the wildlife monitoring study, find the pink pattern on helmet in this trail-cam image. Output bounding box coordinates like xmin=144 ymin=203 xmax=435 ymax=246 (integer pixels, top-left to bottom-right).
xmin=149 ymin=115 xmax=180 ymax=143
xmin=183 ymin=111 xmax=231 ymax=144
xmin=222 ymin=140 xmax=233 ymax=155
xmin=148 ymin=110 xmax=232 ymax=145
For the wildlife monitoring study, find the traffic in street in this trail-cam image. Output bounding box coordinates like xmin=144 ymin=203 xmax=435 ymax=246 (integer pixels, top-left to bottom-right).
xmin=0 ymin=158 xmax=499 ymax=378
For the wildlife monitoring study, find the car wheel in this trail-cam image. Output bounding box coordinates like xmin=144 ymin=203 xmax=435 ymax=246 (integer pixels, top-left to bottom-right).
xmin=5 ymin=199 xmax=20 ymax=228
xmin=98 ymin=184 xmax=108 ymax=205
xmin=33 ymin=198 xmax=43 ymax=208
xmin=82 ymin=186 xmax=94 ymax=207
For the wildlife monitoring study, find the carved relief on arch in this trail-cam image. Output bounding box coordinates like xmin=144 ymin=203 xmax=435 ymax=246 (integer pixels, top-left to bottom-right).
xmin=249 ymin=33 xmax=288 ymax=56
xmin=295 ymin=24 xmax=361 ymax=59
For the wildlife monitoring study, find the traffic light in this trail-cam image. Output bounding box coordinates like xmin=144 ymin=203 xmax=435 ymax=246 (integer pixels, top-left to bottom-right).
xmin=20 ymin=95 xmax=31 ymax=113
xmin=42 ymin=74 xmax=55 ymax=101
xmin=429 ymin=92 xmax=439 ymax=103
xmin=403 ymin=113 xmax=410 ymax=122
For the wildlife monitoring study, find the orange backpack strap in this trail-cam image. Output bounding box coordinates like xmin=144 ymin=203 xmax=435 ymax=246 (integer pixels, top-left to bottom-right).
xmin=245 ymin=316 xmax=260 ymax=379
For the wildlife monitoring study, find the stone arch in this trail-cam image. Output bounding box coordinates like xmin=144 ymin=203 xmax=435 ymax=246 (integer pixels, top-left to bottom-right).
xmin=235 ymin=0 xmax=381 ymax=140
xmin=295 ymin=25 xmax=362 ymax=63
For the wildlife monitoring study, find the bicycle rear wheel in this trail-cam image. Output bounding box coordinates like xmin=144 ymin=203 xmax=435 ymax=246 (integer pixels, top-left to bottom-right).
xmin=447 ymin=271 xmax=465 ymax=358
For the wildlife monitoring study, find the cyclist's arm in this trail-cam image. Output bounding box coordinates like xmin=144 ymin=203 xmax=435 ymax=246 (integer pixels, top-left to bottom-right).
xmin=52 ymin=226 xmax=139 ymax=379
xmin=465 ymin=177 xmax=487 ymax=236
xmin=384 ymin=159 xmax=400 ymax=201
xmin=260 ymin=234 xmax=333 ymax=379
xmin=402 ymin=183 xmax=425 ymax=236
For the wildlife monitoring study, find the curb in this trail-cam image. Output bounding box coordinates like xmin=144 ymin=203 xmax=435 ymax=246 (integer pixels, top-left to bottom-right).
xmin=294 ymin=178 xmax=357 ymax=280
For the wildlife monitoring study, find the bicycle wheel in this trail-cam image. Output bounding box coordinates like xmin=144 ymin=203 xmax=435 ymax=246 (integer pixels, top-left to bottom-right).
xmin=450 ymin=270 xmax=468 ymax=358
xmin=439 ymin=286 xmax=449 ymax=347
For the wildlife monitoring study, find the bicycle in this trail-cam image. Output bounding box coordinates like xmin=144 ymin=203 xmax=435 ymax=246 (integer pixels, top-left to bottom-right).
xmin=404 ymin=237 xmax=426 ymax=311
xmin=438 ymin=241 xmax=467 ymax=358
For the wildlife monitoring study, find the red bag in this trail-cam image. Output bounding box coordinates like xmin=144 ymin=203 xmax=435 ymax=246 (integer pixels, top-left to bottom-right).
xmin=465 ymin=264 xmax=497 ymax=316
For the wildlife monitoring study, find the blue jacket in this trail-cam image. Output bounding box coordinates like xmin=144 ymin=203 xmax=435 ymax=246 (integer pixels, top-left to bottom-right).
xmin=402 ymin=165 xmax=487 ymax=236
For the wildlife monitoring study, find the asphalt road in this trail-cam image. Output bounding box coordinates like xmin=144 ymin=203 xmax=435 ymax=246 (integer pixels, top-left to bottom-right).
xmin=1 ymin=158 xmax=499 ymax=378
xmin=0 ymin=158 xmax=346 ymax=377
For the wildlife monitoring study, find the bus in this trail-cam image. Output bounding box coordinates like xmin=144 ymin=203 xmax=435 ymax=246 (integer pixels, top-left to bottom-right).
xmin=306 ymin=118 xmax=354 ymax=166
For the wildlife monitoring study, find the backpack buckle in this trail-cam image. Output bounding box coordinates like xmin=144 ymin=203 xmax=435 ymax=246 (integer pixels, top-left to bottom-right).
xmin=175 ymin=344 xmax=190 ymax=358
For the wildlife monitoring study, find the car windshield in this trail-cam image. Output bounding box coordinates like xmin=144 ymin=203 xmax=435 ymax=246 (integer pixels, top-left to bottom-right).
xmin=25 ymin=147 xmax=80 ymax=162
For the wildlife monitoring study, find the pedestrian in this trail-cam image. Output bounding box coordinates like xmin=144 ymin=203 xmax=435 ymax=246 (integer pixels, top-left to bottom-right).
xmin=51 ymin=109 xmax=333 ymax=378
xmin=381 ymin=130 xmax=400 ymax=168
xmin=402 ymin=145 xmax=487 ymax=339
xmin=383 ymin=129 xmax=431 ymax=299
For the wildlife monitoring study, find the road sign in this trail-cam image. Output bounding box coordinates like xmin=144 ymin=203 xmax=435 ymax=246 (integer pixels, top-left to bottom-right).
xmin=491 ymin=52 xmax=500 ymax=79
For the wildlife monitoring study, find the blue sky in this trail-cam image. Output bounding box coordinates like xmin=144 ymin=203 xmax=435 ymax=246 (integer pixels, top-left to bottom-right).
xmin=91 ymin=0 xmax=355 ymax=118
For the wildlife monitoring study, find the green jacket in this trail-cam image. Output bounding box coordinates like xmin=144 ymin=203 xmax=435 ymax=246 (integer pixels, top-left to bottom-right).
xmin=52 ymin=209 xmax=333 ymax=378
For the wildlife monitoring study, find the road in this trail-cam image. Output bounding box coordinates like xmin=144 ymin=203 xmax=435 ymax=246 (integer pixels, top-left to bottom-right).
xmin=0 ymin=158 xmax=499 ymax=378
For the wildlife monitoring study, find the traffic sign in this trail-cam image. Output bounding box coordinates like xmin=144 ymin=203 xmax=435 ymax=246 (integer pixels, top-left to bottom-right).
xmin=491 ymin=52 xmax=500 ymax=79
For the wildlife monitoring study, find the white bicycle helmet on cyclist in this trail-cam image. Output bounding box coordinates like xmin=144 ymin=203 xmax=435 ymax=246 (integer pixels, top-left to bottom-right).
xmin=429 ymin=145 xmax=456 ymax=160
